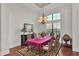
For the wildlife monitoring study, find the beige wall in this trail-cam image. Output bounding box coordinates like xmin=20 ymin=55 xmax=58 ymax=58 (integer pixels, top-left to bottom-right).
xmin=72 ymin=4 xmax=79 ymax=52
xmin=0 ymin=4 xmax=1 ymax=55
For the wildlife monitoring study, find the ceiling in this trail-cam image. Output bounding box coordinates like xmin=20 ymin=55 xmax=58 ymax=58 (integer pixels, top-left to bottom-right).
xmin=34 ymin=3 xmax=50 ymax=8
xmin=24 ymin=3 xmax=72 ymax=16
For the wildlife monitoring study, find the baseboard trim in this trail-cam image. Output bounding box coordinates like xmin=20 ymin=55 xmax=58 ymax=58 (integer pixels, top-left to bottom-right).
xmin=0 ymin=50 xmax=9 ymax=56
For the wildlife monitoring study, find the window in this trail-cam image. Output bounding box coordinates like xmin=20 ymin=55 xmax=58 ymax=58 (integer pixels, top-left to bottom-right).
xmin=47 ymin=14 xmax=52 ymax=21
xmin=47 ymin=13 xmax=61 ymax=21
xmin=46 ymin=12 xmax=61 ymax=35
xmin=53 ymin=22 xmax=60 ymax=35
xmin=46 ymin=23 xmax=52 ymax=33
xmin=53 ymin=13 xmax=61 ymax=21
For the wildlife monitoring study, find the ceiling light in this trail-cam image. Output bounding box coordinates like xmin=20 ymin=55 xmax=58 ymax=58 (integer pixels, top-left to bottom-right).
xmin=38 ymin=4 xmax=47 ymax=24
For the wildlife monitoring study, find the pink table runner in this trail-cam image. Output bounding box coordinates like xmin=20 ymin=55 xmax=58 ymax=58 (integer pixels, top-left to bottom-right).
xmin=25 ymin=36 xmax=53 ymax=52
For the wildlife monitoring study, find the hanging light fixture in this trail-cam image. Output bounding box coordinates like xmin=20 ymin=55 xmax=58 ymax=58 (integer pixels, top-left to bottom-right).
xmin=38 ymin=4 xmax=47 ymax=24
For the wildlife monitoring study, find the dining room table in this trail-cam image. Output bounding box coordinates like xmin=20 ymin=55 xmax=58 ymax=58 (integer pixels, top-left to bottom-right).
xmin=25 ymin=35 xmax=53 ymax=52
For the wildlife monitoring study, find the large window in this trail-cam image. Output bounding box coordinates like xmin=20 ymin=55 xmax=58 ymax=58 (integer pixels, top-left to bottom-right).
xmin=47 ymin=13 xmax=61 ymax=21
xmin=47 ymin=14 xmax=52 ymax=21
xmin=53 ymin=22 xmax=61 ymax=35
xmin=46 ymin=23 xmax=52 ymax=33
xmin=46 ymin=13 xmax=61 ymax=35
xmin=53 ymin=13 xmax=61 ymax=21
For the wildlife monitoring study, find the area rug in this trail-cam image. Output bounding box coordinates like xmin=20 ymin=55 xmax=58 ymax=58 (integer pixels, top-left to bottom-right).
xmin=17 ymin=44 xmax=61 ymax=56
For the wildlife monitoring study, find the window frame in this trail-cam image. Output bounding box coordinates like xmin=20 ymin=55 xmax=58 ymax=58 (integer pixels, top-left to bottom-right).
xmin=47 ymin=12 xmax=61 ymax=22
xmin=46 ymin=12 xmax=61 ymax=35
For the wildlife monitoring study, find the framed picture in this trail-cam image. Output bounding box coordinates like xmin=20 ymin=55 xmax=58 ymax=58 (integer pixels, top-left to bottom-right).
xmin=24 ymin=23 xmax=33 ymax=32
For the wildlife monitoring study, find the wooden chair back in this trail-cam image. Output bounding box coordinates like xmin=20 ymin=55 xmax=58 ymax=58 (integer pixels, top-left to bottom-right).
xmin=53 ymin=35 xmax=60 ymax=47
xmin=48 ymin=38 xmax=54 ymax=51
xmin=27 ymin=34 xmax=32 ymax=39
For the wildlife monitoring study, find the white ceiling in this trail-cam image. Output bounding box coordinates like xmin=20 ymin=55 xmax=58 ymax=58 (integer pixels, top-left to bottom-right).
xmin=24 ymin=3 xmax=72 ymax=16
xmin=34 ymin=3 xmax=50 ymax=8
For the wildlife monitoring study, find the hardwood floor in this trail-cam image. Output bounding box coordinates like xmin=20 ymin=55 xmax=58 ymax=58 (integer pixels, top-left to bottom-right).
xmin=58 ymin=46 xmax=79 ymax=56
xmin=5 ymin=45 xmax=79 ymax=56
xmin=5 ymin=46 xmax=25 ymax=56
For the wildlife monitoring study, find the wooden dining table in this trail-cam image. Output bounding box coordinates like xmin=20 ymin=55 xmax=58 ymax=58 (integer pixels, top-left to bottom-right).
xmin=25 ymin=36 xmax=52 ymax=52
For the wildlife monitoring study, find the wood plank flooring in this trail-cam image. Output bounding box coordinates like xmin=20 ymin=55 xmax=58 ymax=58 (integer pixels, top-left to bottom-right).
xmin=5 ymin=45 xmax=79 ymax=56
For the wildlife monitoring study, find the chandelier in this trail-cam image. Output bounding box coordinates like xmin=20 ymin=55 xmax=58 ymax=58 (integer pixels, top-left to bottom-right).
xmin=38 ymin=4 xmax=47 ymax=24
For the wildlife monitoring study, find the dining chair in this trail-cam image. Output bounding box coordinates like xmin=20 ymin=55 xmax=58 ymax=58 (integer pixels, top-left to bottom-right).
xmin=52 ymin=35 xmax=60 ymax=52
xmin=42 ymin=38 xmax=54 ymax=55
xmin=42 ymin=34 xmax=55 ymax=51
xmin=42 ymin=34 xmax=60 ymax=52
xmin=27 ymin=34 xmax=32 ymax=39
